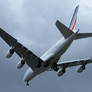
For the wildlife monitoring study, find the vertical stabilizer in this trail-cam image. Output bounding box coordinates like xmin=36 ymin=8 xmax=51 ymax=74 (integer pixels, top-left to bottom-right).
xmin=56 ymin=5 xmax=79 ymax=39
xmin=69 ymin=5 xmax=79 ymax=31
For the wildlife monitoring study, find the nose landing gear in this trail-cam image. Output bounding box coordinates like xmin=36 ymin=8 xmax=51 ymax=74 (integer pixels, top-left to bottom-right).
xmin=26 ymin=81 xmax=29 ymax=86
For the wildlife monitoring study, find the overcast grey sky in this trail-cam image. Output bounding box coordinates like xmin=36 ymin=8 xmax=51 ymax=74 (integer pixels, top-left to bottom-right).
xmin=0 ymin=0 xmax=92 ymax=92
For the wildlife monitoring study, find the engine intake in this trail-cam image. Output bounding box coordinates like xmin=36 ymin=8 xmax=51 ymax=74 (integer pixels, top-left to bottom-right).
xmin=17 ymin=59 xmax=25 ymax=69
xmin=77 ymin=65 xmax=86 ymax=73
xmin=6 ymin=47 xmax=15 ymax=58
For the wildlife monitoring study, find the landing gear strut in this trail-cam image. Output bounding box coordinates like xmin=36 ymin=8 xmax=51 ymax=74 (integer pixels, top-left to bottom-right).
xmin=26 ymin=81 xmax=29 ymax=86
xmin=36 ymin=63 xmax=41 ymax=68
xmin=53 ymin=67 xmax=59 ymax=72
xmin=51 ymin=63 xmax=59 ymax=72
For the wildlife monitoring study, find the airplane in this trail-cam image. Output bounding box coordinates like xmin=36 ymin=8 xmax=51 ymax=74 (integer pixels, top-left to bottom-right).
xmin=0 ymin=5 xmax=92 ymax=86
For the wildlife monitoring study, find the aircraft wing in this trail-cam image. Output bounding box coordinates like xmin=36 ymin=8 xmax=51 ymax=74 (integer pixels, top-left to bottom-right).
xmin=0 ymin=28 xmax=43 ymax=70
xmin=57 ymin=58 xmax=92 ymax=69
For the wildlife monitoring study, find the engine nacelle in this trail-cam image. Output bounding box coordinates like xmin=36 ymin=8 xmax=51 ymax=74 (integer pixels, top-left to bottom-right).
xmin=57 ymin=68 xmax=66 ymax=77
xmin=17 ymin=60 xmax=25 ymax=69
xmin=77 ymin=65 xmax=86 ymax=73
xmin=6 ymin=48 xmax=15 ymax=58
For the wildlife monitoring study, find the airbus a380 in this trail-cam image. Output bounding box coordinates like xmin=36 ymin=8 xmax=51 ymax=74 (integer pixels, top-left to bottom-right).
xmin=0 ymin=5 xmax=92 ymax=86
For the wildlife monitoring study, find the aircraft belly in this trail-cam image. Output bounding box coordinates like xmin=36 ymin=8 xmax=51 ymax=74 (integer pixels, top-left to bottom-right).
xmin=47 ymin=44 xmax=71 ymax=65
xmin=54 ymin=33 xmax=77 ymax=57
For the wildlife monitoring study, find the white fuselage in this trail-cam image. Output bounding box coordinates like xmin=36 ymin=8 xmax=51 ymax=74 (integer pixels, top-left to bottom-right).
xmin=24 ymin=32 xmax=78 ymax=83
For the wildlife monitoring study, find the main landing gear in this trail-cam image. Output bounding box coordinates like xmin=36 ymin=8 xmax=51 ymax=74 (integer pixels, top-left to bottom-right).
xmin=51 ymin=63 xmax=59 ymax=72
xmin=43 ymin=62 xmax=59 ymax=72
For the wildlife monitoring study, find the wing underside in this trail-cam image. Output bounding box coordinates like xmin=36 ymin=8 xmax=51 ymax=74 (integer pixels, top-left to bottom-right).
xmin=57 ymin=58 xmax=92 ymax=69
xmin=0 ymin=28 xmax=43 ymax=70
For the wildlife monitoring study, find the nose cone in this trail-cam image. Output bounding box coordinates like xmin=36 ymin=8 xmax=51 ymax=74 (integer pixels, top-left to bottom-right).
xmin=23 ymin=68 xmax=33 ymax=82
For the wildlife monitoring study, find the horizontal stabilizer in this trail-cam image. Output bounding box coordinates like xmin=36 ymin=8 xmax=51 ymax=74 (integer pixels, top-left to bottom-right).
xmin=75 ymin=33 xmax=92 ymax=40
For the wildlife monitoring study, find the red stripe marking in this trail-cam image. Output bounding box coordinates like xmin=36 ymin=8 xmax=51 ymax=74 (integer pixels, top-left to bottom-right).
xmin=72 ymin=16 xmax=77 ymax=31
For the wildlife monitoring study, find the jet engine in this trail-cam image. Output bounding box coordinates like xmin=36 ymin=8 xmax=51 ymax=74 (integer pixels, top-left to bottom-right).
xmin=57 ymin=68 xmax=66 ymax=77
xmin=77 ymin=64 xmax=86 ymax=73
xmin=17 ymin=60 xmax=25 ymax=69
xmin=6 ymin=47 xmax=15 ymax=58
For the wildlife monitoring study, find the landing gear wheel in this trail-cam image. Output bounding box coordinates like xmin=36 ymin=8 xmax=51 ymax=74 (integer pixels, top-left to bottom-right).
xmin=26 ymin=81 xmax=29 ymax=86
xmin=21 ymin=60 xmax=25 ymax=65
xmin=54 ymin=67 xmax=59 ymax=72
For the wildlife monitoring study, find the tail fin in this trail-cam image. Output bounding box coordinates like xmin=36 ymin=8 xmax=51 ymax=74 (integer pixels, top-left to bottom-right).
xmin=56 ymin=5 xmax=79 ymax=39
xmin=56 ymin=5 xmax=92 ymax=40
xmin=56 ymin=20 xmax=73 ymax=39
xmin=69 ymin=5 xmax=79 ymax=31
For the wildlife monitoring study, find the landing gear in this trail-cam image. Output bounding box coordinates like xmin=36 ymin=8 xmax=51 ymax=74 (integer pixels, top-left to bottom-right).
xmin=43 ymin=62 xmax=49 ymax=67
xmin=54 ymin=67 xmax=59 ymax=72
xmin=36 ymin=63 xmax=41 ymax=68
xmin=52 ymin=66 xmax=59 ymax=72
xmin=26 ymin=81 xmax=29 ymax=86
xmin=51 ymin=63 xmax=59 ymax=72
xmin=61 ymin=68 xmax=65 ymax=73
xmin=81 ymin=64 xmax=86 ymax=69
xmin=36 ymin=61 xmax=42 ymax=68
xmin=21 ymin=60 xmax=25 ymax=65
